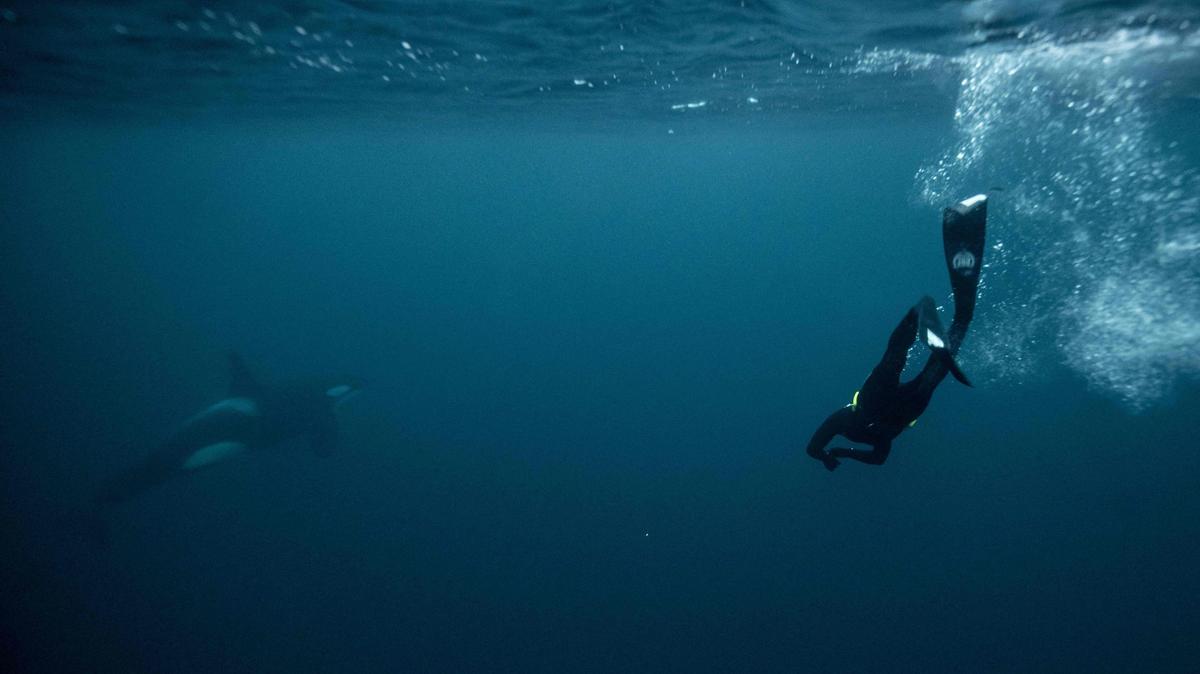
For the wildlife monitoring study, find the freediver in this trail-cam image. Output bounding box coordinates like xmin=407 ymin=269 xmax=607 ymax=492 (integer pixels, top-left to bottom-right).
xmin=805 ymin=194 xmax=988 ymax=470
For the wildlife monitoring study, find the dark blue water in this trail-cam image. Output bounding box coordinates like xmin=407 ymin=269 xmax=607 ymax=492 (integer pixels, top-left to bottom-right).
xmin=3 ymin=2 xmax=1200 ymax=672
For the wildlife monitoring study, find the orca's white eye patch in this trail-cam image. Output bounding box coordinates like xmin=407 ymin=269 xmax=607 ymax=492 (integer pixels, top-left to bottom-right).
xmin=326 ymin=384 xmax=352 ymax=397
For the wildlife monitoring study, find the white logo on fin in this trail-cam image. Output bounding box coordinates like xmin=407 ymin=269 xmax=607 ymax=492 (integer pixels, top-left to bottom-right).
xmin=926 ymin=329 xmax=945 ymax=349
xmin=952 ymin=249 xmax=976 ymax=272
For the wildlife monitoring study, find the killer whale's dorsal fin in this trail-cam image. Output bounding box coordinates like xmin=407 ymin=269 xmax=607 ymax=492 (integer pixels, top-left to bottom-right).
xmin=226 ymin=351 xmax=261 ymax=398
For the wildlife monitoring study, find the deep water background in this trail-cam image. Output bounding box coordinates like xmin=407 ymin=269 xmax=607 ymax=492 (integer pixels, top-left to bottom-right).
xmin=1 ymin=113 xmax=1197 ymax=673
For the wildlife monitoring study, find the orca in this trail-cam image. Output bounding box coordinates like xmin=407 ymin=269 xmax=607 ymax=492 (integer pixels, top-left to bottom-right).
xmin=93 ymin=352 xmax=362 ymax=511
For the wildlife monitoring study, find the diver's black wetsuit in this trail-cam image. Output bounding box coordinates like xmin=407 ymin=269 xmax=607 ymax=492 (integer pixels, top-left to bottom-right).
xmin=805 ymin=195 xmax=987 ymax=470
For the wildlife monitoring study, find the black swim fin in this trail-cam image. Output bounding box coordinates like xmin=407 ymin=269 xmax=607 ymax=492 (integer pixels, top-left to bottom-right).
xmin=916 ymin=296 xmax=948 ymax=348
xmin=938 ymin=349 xmax=973 ymax=387
xmin=942 ymin=194 xmax=987 ymax=318
xmin=916 ymin=295 xmax=973 ymax=387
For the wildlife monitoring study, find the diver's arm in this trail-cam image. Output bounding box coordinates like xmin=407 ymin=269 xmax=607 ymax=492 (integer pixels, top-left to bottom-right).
xmin=830 ymin=440 xmax=893 ymax=466
xmin=805 ymin=407 xmax=852 ymax=471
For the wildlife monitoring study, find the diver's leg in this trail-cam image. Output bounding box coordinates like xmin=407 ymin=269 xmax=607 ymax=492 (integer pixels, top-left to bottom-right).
xmin=894 ymin=299 xmax=970 ymax=420
xmin=869 ymin=305 xmax=920 ymax=386
xmin=913 ymin=295 xmax=973 ymax=387
xmin=806 ymin=407 xmax=853 ymax=472
xmin=907 ymin=354 xmax=946 ymax=397
xmin=895 ymin=296 xmax=962 ymax=417
xmin=893 ymin=363 xmax=941 ymax=425
xmin=830 ymin=441 xmax=892 ymax=466
xmin=900 ymin=299 xmax=968 ymax=401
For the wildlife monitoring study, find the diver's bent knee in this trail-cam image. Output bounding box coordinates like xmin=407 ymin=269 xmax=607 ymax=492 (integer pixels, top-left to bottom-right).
xmin=865 ymin=448 xmax=891 ymax=465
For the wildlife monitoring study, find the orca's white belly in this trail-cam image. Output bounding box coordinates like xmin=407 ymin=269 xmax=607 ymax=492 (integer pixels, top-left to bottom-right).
xmin=197 ymin=397 xmax=260 ymax=419
xmin=182 ymin=441 xmax=248 ymax=470
xmin=178 ymin=398 xmax=261 ymax=470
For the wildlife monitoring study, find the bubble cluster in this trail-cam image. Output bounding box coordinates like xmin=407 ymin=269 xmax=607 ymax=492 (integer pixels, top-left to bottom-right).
xmin=913 ymin=26 xmax=1200 ymax=409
